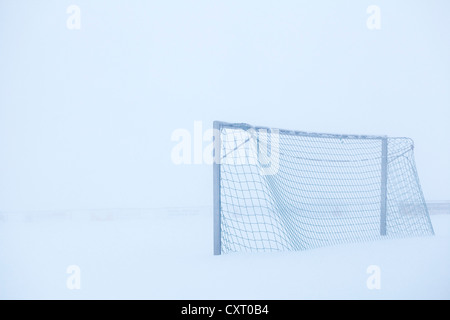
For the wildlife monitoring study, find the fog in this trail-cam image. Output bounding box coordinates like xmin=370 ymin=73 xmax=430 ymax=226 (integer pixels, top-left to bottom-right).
xmin=0 ymin=1 xmax=449 ymax=211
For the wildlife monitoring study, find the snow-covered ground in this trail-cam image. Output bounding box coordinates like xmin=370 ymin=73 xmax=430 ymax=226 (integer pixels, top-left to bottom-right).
xmin=0 ymin=208 xmax=449 ymax=300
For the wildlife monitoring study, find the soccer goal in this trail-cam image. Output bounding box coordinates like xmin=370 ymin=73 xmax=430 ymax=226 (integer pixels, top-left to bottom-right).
xmin=213 ymin=121 xmax=434 ymax=255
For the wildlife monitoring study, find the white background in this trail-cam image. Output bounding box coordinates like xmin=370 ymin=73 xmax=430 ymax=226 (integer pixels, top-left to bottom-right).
xmin=0 ymin=1 xmax=449 ymax=212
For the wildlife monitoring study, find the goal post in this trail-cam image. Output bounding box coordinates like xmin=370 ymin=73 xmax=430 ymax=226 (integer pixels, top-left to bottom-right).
xmin=213 ymin=121 xmax=434 ymax=254
xmin=213 ymin=121 xmax=222 ymax=255
xmin=380 ymin=137 xmax=388 ymax=236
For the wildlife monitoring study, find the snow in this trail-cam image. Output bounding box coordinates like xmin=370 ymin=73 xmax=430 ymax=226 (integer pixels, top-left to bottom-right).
xmin=1 ymin=208 xmax=449 ymax=300
xmin=0 ymin=1 xmax=449 ymax=301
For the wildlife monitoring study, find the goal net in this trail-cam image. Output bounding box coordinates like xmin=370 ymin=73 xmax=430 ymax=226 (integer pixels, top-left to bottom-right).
xmin=213 ymin=121 xmax=434 ymax=254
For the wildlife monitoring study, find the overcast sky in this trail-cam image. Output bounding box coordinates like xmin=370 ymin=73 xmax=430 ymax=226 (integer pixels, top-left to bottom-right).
xmin=0 ymin=0 xmax=449 ymax=211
